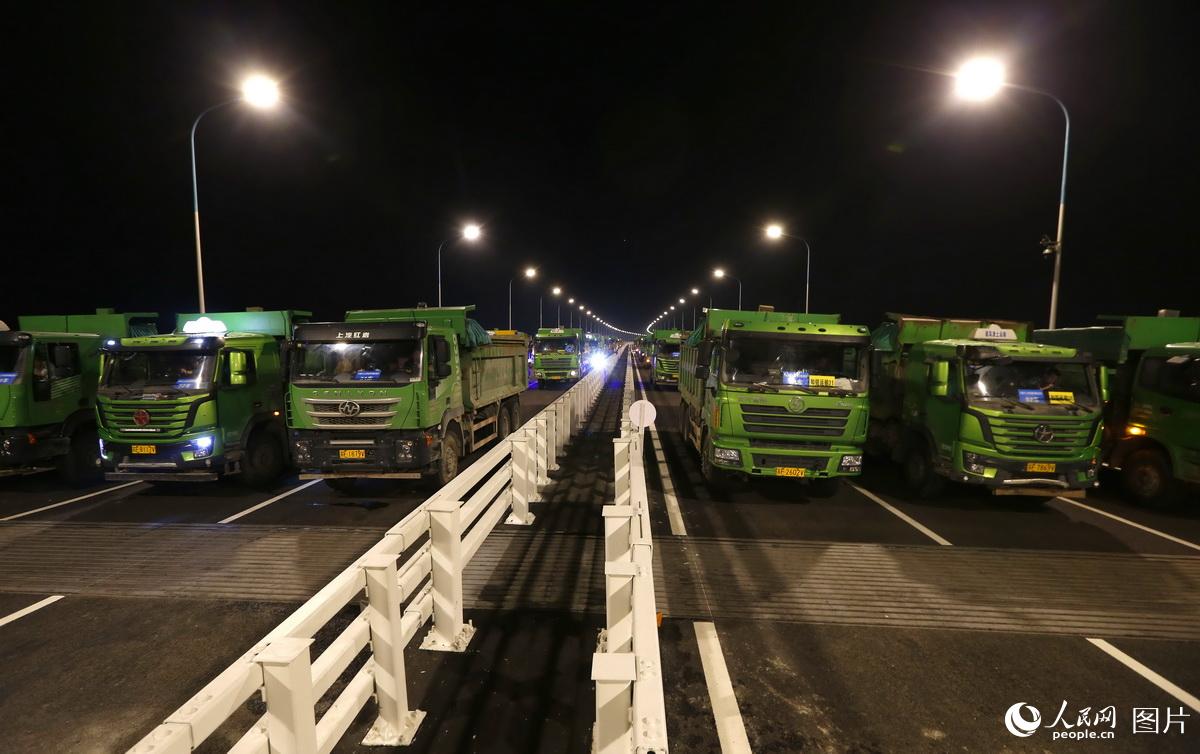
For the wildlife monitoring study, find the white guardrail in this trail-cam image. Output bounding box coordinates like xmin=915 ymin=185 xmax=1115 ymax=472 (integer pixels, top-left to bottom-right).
xmin=130 ymin=357 xmax=613 ymax=754
xmin=593 ymin=357 xmax=669 ymax=753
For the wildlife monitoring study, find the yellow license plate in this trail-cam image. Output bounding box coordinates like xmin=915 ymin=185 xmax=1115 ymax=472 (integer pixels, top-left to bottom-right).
xmin=1026 ymin=462 xmax=1056 ymax=473
xmin=131 ymin=445 xmax=156 ymax=455
xmin=776 ymin=467 xmax=807 ymax=478
xmin=338 ymin=449 xmax=367 ymax=460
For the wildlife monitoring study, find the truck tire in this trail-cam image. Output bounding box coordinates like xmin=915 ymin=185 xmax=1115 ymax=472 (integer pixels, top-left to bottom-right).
xmin=1123 ymin=448 xmax=1176 ymax=506
xmin=58 ymin=427 xmax=101 ymax=486
xmin=496 ymin=404 xmax=512 ymax=441
xmin=508 ymin=400 xmax=522 ymax=431
xmin=903 ymin=442 xmax=944 ymax=499
xmin=325 ymin=478 xmax=359 ymax=495
xmin=242 ymin=428 xmax=285 ymax=488
xmin=436 ymin=428 xmax=462 ymax=486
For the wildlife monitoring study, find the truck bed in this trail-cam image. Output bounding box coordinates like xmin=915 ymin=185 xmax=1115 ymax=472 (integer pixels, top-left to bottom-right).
xmin=463 ymin=334 xmax=528 ymax=410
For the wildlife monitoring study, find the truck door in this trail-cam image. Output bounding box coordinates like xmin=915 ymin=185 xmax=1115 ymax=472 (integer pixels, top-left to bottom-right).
xmin=925 ymin=359 xmax=963 ymax=463
xmin=1135 ymin=355 xmax=1200 ymax=460
xmin=29 ymin=341 xmax=84 ymax=428
xmin=217 ymin=349 xmax=258 ymax=450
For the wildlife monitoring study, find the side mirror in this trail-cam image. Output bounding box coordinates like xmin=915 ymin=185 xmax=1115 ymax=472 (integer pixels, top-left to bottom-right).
xmin=930 ymin=360 xmax=949 ymax=397
xmin=695 ymin=365 xmax=710 ymax=380
xmin=696 ymin=341 xmax=714 ymax=367
xmin=229 ymin=351 xmax=249 ymax=386
xmin=1099 ymin=365 xmax=1111 ymax=403
xmin=433 ymin=337 xmax=453 ymax=379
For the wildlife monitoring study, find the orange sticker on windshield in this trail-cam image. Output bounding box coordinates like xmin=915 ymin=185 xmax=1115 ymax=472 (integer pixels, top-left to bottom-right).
xmin=809 ymin=375 xmax=837 ymax=387
xmin=1048 ymin=390 xmax=1075 ymax=404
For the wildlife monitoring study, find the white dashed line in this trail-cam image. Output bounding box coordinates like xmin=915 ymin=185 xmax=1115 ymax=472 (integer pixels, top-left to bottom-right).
xmin=1087 ymin=638 xmax=1200 ymax=713
xmin=694 ymin=621 xmax=753 ymax=753
xmin=846 ymin=482 xmax=953 ymax=546
xmin=0 ymin=595 xmax=65 ymax=628
xmin=0 ymin=481 xmax=144 ymax=521
xmin=218 ymin=479 xmax=322 ymax=523
xmin=634 ymin=365 xmax=687 ymax=535
xmin=1055 ymin=497 xmax=1200 ymax=553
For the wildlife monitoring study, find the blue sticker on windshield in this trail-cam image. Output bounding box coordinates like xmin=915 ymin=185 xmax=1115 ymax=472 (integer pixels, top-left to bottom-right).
xmin=1017 ymin=389 xmax=1046 ymax=404
xmin=353 ymin=370 xmax=382 ymax=381
xmin=0 ymin=372 xmax=17 ymax=385
xmin=783 ymin=370 xmax=809 ymax=386
xmin=175 ymin=379 xmax=201 ymax=389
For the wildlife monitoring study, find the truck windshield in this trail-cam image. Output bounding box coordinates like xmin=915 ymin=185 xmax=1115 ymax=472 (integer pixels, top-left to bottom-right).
xmin=537 ymin=338 xmax=577 ymax=353
xmin=290 ymin=340 xmax=423 ymax=385
xmin=722 ymin=336 xmax=866 ymax=392
xmin=657 ymin=342 xmax=681 ymax=357
xmin=102 ymin=351 xmax=216 ymax=392
xmin=1139 ymin=354 xmax=1200 ymax=404
xmin=965 ymin=360 xmax=1099 ymax=409
xmin=0 ymin=344 xmax=26 ymax=382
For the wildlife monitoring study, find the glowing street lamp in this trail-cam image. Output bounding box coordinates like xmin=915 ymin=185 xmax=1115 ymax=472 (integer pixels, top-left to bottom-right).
xmin=436 ymin=223 xmax=483 ymax=307
xmin=713 ymin=268 xmax=742 ymax=310
xmin=190 ymin=73 xmax=282 ymax=313
xmin=952 ymin=55 xmax=1071 ymax=328
xmin=508 ymin=266 xmax=536 ymax=329
xmin=764 ymin=223 xmax=813 ymax=313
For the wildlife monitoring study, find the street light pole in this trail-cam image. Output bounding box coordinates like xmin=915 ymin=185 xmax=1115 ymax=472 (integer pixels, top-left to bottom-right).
xmin=189 ymin=100 xmax=235 ymax=314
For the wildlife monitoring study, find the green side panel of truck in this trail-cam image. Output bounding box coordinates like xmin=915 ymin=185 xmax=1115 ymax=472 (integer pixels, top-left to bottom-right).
xmin=650 ymin=329 xmax=686 ymax=386
xmin=1035 ymin=314 xmax=1200 ymax=490
xmin=533 ymin=326 xmax=585 ymax=384
xmin=679 ymin=308 xmax=872 ymax=481
xmin=1 ymin=309 xmax=158 ymax=477
xmin=288 ymin=306 xmax=529 ymax=478
xmin=872 ymin=313 xmax=1104 ymax=496
xmin=96 ymin=309 xmax=310 ymax=482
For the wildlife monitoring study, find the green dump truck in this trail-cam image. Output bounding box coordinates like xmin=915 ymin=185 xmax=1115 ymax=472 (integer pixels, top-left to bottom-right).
xmin=288 ymin=306 xmax=529 ymax=489
xmin=679 ymin=307 xmax=871 ymax=486
xmin=1 ymin=309 xmax=158 ymax=482
xmin=870 ymin=314 xmax=1104 ymax=498
xmin=1035 ymin=311 xmax=1199 ymax=504
xmin=533 ymin=326 xmax=585 ymax=387
xmin=97 ymin=309 xmax=310 ymax=485
xmin=651 ymin=329 xmax=685 ymax=387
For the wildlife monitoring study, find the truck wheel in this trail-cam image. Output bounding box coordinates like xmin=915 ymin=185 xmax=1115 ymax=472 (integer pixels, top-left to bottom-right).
xmin=903 ymin=442 xmax=944 ymax=499
xmin=1123 ymin=448 xmax=1176 ymax=506
xmin=325 ymin=478 xmax=359 ymax=495
xmin=242 ymin=429 xmax=284 ymax=488
xmin=496 ymin=405 xmax=512 ymax=441
xmin=508 ymin=400 xmax=522 ymax=431
xmin=58 ymin=428 xmax=101 ymax=486
xmin=436 ymin=428 xmax=462 ymax=486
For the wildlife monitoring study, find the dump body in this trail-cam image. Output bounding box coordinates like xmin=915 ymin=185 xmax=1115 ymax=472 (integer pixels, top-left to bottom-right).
xmin=288 ymin=306 xmax=528 ymax=480
xmin=650 ymin=329 xmax=685 ymax=386
xmin=96 ymin=309 xmax=309 ymax=483
xmin=679 ymin=308 xmax=871 ymax=481
xmin=872 ymin=314 xmax=1104 ymax=497
xmin=533 ymin=326 xmax=585 ymax=385
xmin=1035 ymin=314 xmax=1200 ymax=496
xmin=1 ymin=309 xmax=157 ymax=479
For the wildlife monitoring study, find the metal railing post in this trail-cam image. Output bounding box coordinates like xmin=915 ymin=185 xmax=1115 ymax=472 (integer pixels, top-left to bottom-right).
xmin=421 ymin=499 xmax=475 ymax=652
xmin=361 ymin=555 xmax=426 ymax=746
xmin=602 ymin=505 xmax=634 ymax=563
xmin=255 ymin=638 xmax=318 ymax=754
xmin=506 ymin=431 xmax=536 ymax=525
xmin=535 ymin=415 xmax=550 ymax=485
xmin=604 ymin=561 xmax=636 ymax=654
xmin=557 ymin=398 xmax=569 ymax=454
xmin=546 ymin=405 xmax=560 ymax=472
xmin=592 ymin=653 xmax=636 ymax=754
xmin=613 ymin=437 xmax=632 ymax=507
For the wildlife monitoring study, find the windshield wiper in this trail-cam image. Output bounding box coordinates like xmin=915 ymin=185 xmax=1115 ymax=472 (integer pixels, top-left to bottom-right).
xmin=746 ymin=381 xmax=780 ymax=393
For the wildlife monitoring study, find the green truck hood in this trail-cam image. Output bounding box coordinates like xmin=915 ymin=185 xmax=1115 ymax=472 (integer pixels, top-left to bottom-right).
xmin=726 ymin=390 xmax=868 ymax=443
xmin=290 ymin=384 xmax=421 ymax=430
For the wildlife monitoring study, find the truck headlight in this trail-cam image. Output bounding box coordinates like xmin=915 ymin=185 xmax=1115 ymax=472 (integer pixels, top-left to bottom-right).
xmin=839 ymin=454 xmax=863 ymax=472
xmin=569 ymin=370 xmax=578 ymax=377
xmin=962 ymin=450 xmax=986 ymax=474
xmin=1086 ymin=455 xmax=1098 ymax=479
xmin=712 ymin=446 xmax=741 ymax=465
xmin=192 ymin=435 xmax=214 ymax=459
xmin=396 ymin=440 xmax=415 ymax=462
xmin=293 ymin=441 xmax=311 ymax=464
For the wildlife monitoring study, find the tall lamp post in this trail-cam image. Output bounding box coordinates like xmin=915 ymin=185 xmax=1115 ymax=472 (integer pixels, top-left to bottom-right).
xmin=191 ymin=73 xmax=281 ymax=313
xmin=713 ymin=268 xmax=742 ymax=310
xmin=509 ymin=267 xmax=536 ymax=329
xmin=953 ymin=56 xmax=1071 ymax=328
xmin=764 ymin=223 xmax=813 ymax=313
xmin=437 ymin=223 xmax=482 ymax=307
xmin=690 ymin=287 xmax=701 ymax=328
xmin=568 ymin=298 xmax=575 ymax=327
xmin=552 ymin=287 xmax=562 ymax=326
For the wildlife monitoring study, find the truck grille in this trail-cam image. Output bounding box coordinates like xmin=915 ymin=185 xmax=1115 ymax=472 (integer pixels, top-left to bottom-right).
xmin=740 ymin=404 xmax=850 ymax=437
xmin=539 ymin=357 xmax=574 ymax=369
xmin=303 ymin=398 xmax=398 ymax=430
xmin=989 ymin=415 xmax=1097 ymax=458
xmin=99 ymin=400 xmax=192 ymax=439
xmin=656 ymin=358 xmax=680 ymax=371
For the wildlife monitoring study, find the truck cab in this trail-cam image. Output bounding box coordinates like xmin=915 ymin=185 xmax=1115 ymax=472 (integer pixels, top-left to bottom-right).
xmin=680 ymin=308 xmax=871 ymax=486
xmin=651 ymin=329 xmax=685 ymax=387
xmin=1035 ymin=312 xmax=1200 ymax=503
xmin=1 ymin=309 xmax=157 ymax=482
xmin=532 ymin=327 xmax=585 ymax=387
xmin=871 ymin=314 xmax=1104 ymax=498
xmin=96 ymin=309 xmax=309 ymax=485
xmin=288 ymin=306 xmax=528 ymax=488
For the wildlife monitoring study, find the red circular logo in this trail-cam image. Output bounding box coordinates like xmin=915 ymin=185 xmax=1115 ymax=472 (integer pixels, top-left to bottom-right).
xmin=133 ymin=409 xmax=151 ymax=426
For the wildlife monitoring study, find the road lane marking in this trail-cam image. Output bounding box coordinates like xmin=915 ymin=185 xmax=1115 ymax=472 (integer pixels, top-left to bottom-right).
xmin=1086 ymin=638 xmax=1200 ymax=713
xmin=0 ymin=595 xmax=65 ymax=628
xmin=847 ymin=482 xmax=953 ymax=546
xmin=694 ymin=621 xmax=753 ymax=753
xmin=634 ymin=365 xmax=687 ymax=535
xmin=219 ymin=479 xmax=323 ymax=523
xmin=0 ymin=481 xmax=144 ymax=522
xmin=1055 ymin=497 xmax=1200 ymax=553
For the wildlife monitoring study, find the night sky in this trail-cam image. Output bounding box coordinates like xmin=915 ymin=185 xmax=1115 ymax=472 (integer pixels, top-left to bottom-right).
xmin=4 ymin=1 xmax=1197 ymax=336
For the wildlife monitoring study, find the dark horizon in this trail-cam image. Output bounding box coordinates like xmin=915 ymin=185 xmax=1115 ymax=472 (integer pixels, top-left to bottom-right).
xmin=4 ymin=1 xmax=1197 ymax=336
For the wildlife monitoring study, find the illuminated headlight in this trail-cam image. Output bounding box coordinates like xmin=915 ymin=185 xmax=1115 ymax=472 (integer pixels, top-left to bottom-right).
xmin=535 ymin=371 xmax=545 ymax=378
xmin=396 ymin=440 xmax=415 ymax=462
xmin=192 ymin=435 xmax=214 ymax=459
xmin=293 ymin=441 xmax=311 ymax=464
xmin=588 ymin=353 xmax=609 ymax=370
xmin=712 ymin=446 xmax=741 ymax=466
xmin=569 ymin=370 xmax=578 ymax=377
xmin=839 ymin=454 xmax=863 ymax=472
xmin=962 ymin=451 xmax=987 ymax=474
xmin=98 ymin=438 xmax=106 ymax=456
